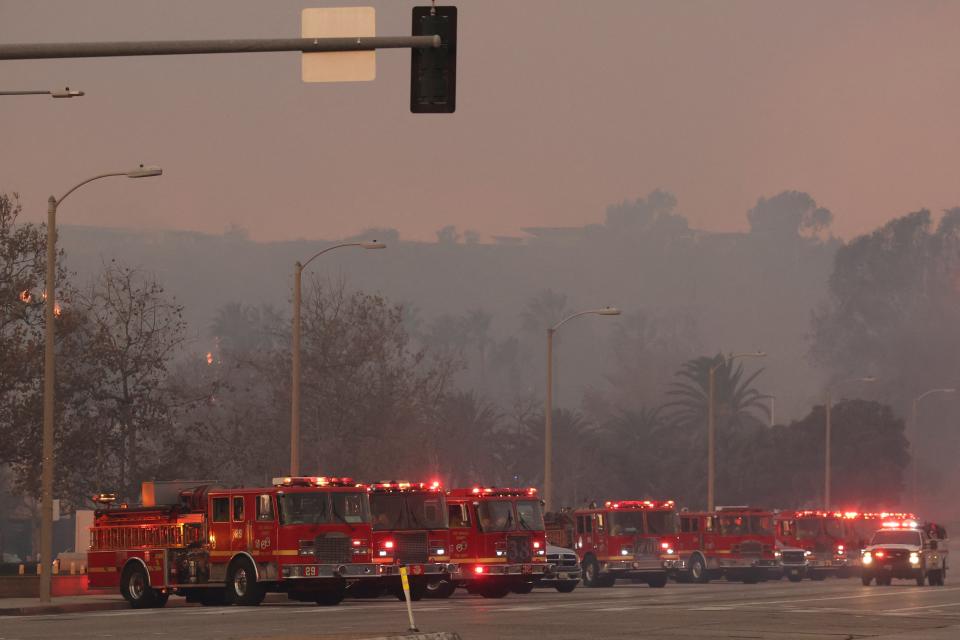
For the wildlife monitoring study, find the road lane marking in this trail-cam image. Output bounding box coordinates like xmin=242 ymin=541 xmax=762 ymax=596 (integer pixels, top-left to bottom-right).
xmin=885 ymin=601 xmax=960 ymax=613
xmin=724 ymin=586 xmax=960 ymax=607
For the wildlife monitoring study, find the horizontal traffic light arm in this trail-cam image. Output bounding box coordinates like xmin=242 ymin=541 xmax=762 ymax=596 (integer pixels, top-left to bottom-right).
xmin=0 ymin=36 xmax=440 ymax=60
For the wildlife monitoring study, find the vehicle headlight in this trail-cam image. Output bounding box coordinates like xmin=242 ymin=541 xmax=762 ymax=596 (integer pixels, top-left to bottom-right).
xmin=804 ymin=550 xmax=813 ymax=557
xmin=620 ymin=547 xmax=631 ymax=556
xmin=909 ymin=552 xmax=920 ymax=565
xmin=862 ymin=552 xmax=872 ymax=565
xmin=774 ymin=551 xmax=782 ymax=558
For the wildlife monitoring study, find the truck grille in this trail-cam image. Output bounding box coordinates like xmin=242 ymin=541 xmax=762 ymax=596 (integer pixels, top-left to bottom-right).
xmin=313 ymin=534 xmax=350 ymax=564
xmin=507 ymin=536 xmax=532 ymax=563
xmin=739 ymin=541 xmax=761 ymax=555
xmin=396 ymin=532 xmax=429 ymax=564
xmin=781 ymin=550 xmax=805 ymax=564
xmin=633 ymin=538 xmax=659 ymax=556
xmin=547 ymin=552 xmax=578 ymax=568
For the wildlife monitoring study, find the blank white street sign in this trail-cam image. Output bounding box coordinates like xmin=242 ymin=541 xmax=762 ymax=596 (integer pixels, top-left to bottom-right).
xmin=302 ymin=7 xmax=376 ymax=82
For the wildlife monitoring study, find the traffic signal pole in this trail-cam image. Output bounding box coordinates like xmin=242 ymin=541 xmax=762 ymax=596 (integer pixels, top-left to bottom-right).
xmin=0 ymin=36 xmax=439 ymax=60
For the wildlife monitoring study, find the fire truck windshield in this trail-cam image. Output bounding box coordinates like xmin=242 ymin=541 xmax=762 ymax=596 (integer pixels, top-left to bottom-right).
xmin=516 ymin=500 xmax=544 ymax=531
xmin=478 ymin=500 xmax=515 ymax=532
xmin=796 ymin=519 xmax=820 ymax=540
xmin=749 ymin=515 xmax=773 ymax=536
xmin=824 ymin=518 xmax=844 ymax=539
xmin=647 ymin=510 xmax=678 ymax=534
xmin=609 ymin=512 xmax=644 ymax=534
xmin=871 ymin=530 xmax=922 ymax=546
xmin=370 ymin=493 xmax=448 ymax=531
xmin=277 ymin=492 xmax=370 ymax=525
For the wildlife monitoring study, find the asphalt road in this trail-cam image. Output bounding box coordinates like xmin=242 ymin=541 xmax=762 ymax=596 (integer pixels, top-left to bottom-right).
xmin=4 ymin=578 xmax=960 ymax=639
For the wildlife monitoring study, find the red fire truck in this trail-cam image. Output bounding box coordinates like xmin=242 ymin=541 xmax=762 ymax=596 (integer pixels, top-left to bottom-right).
xmin=774 ymin=511 xmax=849 ymax=580
xmin=674 ymin=507 xmax=780 ymax=583
xmin=443 ymin=487 xmax=549 ymax=598
xmin=87 ymin=477 xmax=379 ymax=608
xmin=367 ymin=481 xmax=453 ymax=600
xmin=549 ymin=500 xmax=675 ymax=588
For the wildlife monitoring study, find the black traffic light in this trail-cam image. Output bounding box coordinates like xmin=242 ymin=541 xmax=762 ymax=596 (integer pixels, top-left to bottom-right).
xmin=411 ymin=6 xmax=457 ymax=113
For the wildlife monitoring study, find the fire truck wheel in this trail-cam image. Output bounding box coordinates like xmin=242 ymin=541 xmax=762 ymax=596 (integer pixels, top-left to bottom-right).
xmin=227 ymin=557 xmax=266 ymax=606
xmin=861 ymin=575 xmax=873 ymax=586
xmin=511 ymin=581 xmax=534 ymax=594
xmin=425 ymin=579 xmax=456 ymax=599
xmin=582 ymin=557 xmax=602 ymax=587
xmin=689 ymin=555 xmax=709 ymax=584
xmin=121 ymin=563 xmax=159 ymax=609
xmin=554 ymin=581 xmax=578 ymax=593
xmin=647 ymin=573 xmax=668 ymax=588
xmin=394 ymin=582 xmax=426 ymax=601
xmin=315 ymin=587 xmax=346 ymax=606
xmin=478 ymin=584 xmax=511 ymax=598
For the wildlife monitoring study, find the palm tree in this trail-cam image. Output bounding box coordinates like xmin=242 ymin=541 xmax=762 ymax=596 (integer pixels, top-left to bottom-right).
xmin=665 ymin=354 xmax=770 ymax=430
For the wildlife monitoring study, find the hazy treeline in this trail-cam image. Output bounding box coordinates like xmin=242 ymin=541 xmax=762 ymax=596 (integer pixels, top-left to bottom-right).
xmin=4 ymin=186 xmax=959 ymax=549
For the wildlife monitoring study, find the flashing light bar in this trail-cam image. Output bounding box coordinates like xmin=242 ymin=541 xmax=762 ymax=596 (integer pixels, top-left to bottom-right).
xmin=448 ymin=487 xmax=539 ymax=497
xmin=603 ymin=500 xmax=676 ymax=510
xmin=92 ymin=493 xmax=117 ymax=504
xmin=272 ymin=476 xmax=357 ymax=487
xmin=881 ymin=519 xmax=918 ymax=529
xmin=368 ymin=480 xmax=443 ymax=493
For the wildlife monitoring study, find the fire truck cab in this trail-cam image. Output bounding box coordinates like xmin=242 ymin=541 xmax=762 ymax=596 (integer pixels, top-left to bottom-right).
xmin=774 ymin=511 xmax=849 ymax=580
xmin=561 ymin=500 xmax=675 ymax=588
xmin=674 ymin=507 xmax=779 ymax=583
xmin=87 ymin=478 xmax=379 ymax=608
xmin=444 ymin=487 xmax=548 ymax=598
xmin=367 ymin=481 xmax=452 ymax=600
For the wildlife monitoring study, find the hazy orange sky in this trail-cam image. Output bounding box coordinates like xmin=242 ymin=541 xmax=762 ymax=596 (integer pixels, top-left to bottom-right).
xmin=2 ymin=0 xmax=958 ymax=242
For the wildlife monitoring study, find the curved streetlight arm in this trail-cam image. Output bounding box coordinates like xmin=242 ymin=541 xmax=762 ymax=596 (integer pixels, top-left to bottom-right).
xmin=55 ymin=172 xmax=128 ymax=206
xmin=299 ymin=241 xmax=384 ymax=271
xmin=550 ymin=307 xmax=621 ymax=332
xmin=710 ymin=350 xmax=766 ymax=374
xmin=916 ymin=388 xmax=956 ymax=403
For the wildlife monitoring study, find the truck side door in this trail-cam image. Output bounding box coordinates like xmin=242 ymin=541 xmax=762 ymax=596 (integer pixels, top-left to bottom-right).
xmin=230 ymin=494 xmax=250 ymax=553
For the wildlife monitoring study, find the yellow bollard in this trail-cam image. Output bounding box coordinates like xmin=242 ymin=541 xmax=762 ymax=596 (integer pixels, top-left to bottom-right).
xmin=53 ymin=559 xmax=60 ymax=575
xmin=398 ymin=566 xmax=419 ymax=632
xmin=70 ymin=561 xmax=76 ymax=575
xmin=19 ymin=564 xmax=25 ymax=575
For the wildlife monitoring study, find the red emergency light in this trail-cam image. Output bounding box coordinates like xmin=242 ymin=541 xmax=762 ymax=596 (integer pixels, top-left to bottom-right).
xmin=368 ymin=480 xmax=444 ymax=493
xmin=447 ymin=487 xmax=539 ymax=498
xmin=603 ymin=500 xmax=676 ymax=510
xmin=272 ymin=476 xmax=357 ymax=488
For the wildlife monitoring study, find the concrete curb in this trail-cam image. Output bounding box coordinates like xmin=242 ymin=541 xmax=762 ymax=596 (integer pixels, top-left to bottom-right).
xmin=0 ymin=600 xmax=130 ymax=616
xmin=359 ymin=634 xmax=461 ymax=640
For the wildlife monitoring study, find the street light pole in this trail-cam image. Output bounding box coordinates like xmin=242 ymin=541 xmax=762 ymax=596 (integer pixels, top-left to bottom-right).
xmin=707 ymin=351 xmax=765 ymax=512
xmin=543 ymin=307 xmax=620 ymax=512
xmin=38 ymin=165 xmax=162 ymax=603
xmin=289 ymin=241 xmax=385 ymax=476
xmin=823 ymin=376 xmax=875 ymax=511
xmin=911 ymin=388 xmax=955 ymax=506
